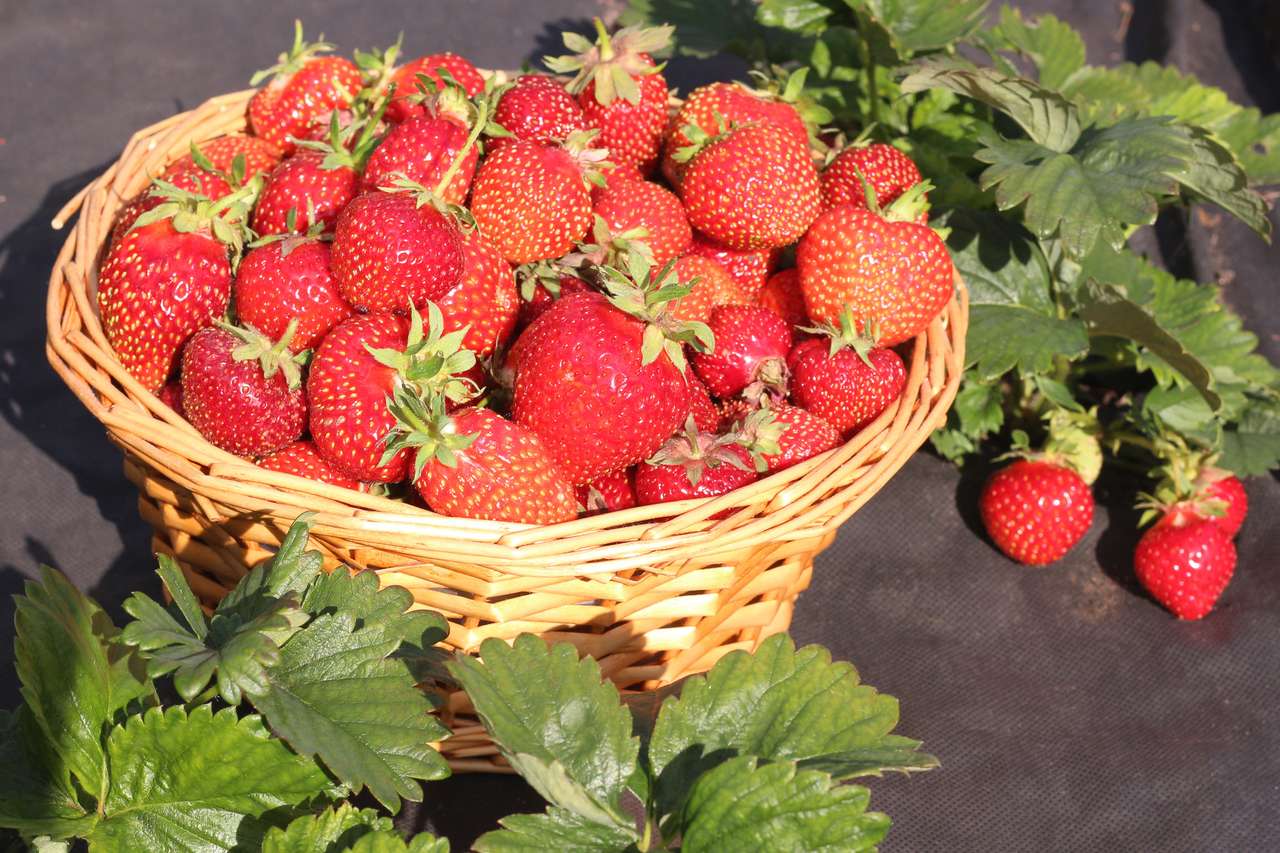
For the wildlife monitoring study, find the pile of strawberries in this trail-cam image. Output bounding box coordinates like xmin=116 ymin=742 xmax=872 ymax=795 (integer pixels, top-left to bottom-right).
xmin=97 ymin=21 xmax=955 ymax=527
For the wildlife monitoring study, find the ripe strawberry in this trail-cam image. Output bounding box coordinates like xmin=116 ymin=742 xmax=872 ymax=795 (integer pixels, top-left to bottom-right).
xmin=98 ymin=184 xmax=254 ymax=391
xmin=731 ymin=402 xmax=840 ymax=474
xmin=252 ymin=153 xmax=351 ymax=236
xmin=678 ymin=122 xmax=821 ymax=251
xmin=787 ymin=320 xmax=906 ymax=435
xmin=688 ymin=375 xmax=721 ymax=433
xmin=694 ymin=304 xmax=791 ymax=399
xmin=634 ymin=421 xmax=757 ymax=509
xmin=469 ymin=133 xmax=603 ymax=264
xmin=1135 ymin=514 xmax=1236 ymax=620
xmin=513 ymin=265 xmax=593 ymax=330
xmin=259 ymin=440 xmax=363 ymax=489
xmin=576 ymin=467 xmax=637 ymax=515
xmin=661 ymin=80 xmax=809 ymax=186
xmin=665 ymin=255 xmax=750 ymax=324
xmin=330 ymin=185 xmax=465 ymax=312
xmin=435 ymin=228 xmax=519 ymax=358
xmin=492 ymin=74 xmax=587 ymax=147
xmin=361 ymin=83 xmax=481 ymax=203
xmin=384 ymin=52 xmax=485 ymax=124
xmin=158 ymin=381 xmax=185 ymax=417
xmin=686 ymin=234 xmax=779 ymax=300
xmin=1191 ymin=468 xmax=1248 ymax=537
xmin=797 ymin=184 xmax=953 ymax=344
xmin=820 ymin=142 xmax=925 ymax=216
xmin=180 ymin=323 xmax=308 ymax=457
xmin=592 ymin=179 xmax=692 ymax=271
xmin=164 ymin=134 xmax=282 ymax=182
xmin=979 ymin=459 xmax=1095 ymax=566
xmin=409 ymin=406 xmax=577 ymax=524
xmin=512 ymin=258 xmax=712 ymax=484
xmin=546 ymin=20 xmax=673 ymax=174
xmin=248 ymin=23 xmax=361 ymax=154
xmin=234 ymin=236 xmax=353 ymax=352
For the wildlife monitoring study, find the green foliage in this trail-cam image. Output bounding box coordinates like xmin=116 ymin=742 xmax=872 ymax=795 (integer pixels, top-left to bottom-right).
xmin=262 ymin=805 xmax=447 ymax=853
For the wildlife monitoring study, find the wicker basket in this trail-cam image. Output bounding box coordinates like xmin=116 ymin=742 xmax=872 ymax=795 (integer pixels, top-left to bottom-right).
xmin=45 ymin=87 xmax=967 ymax=772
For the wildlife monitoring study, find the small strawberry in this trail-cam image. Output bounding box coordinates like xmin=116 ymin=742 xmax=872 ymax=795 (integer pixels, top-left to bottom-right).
xmin=665 ymin=254 xmax=750 ymax=324
xmin=797 ymin=182 xmax=953 ymax=344
xmin=758 ymin=269 xmax=808 ymax=331
xmin=234 ymin=235 xmax=353 ymax=352
xmin=787 ymin=315 xmax=906 ymax=435
xmin=1135 ymin=514 xmax=1236 ymax=620
xmin=513 ymin=264 xmax=594 ymax=330
xmin=492 ymin=74 xmax=587 ymax=147
xmin=687 ymin=374 xmax=721 ymax=433
xmin=686 ymin=234 xmax=779 ymax=300
xmin=180 ymin=322 xmax=308 ymax=457
xmin=435 ymin=228 xmax=519 ymax=359
xmin=383 ymin=51 xmax=485 ymax=124
xmin=470 ymin=131 xmax=605 ymax=264
xmin=693 ymin=304 xmax=791 ymax=399
xmin=820 ymin=142 xmax=925 ymax=215
xmin=259 ymin=440 xmax=363 ymax=489
xmin=248 ymin=22 xmax=361 ymax=153
xmin=980 ymin=459 xmax=1095 ymax=566
xmin=1139 ymin=444 xmax=1249 ymax=540
xmin=591 ymin=179 xmax=692 ymax=271
xmin=677 ymin=122 xmax=821 ymax=251
xmin=164 ymin=134 xmax=283 ymax=182
xmin=731 ymin=402 xmax=840 ymax=474
xmin=576 ymin=467 xmax=638 ymax=516
xmin=634 ymin=419 xmax=757 ymax=509
xmin=1192 ymin=469 xmax=1248 ymax=537
xmin=545 ymin=19 xmax=673 ymax=175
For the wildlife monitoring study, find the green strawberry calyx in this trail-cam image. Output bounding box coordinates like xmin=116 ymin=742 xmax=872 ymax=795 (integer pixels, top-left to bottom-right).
xmin=850 ymin=164 xmax=935 ymax=224
xmin=513 ymin=260 xmax=579 ymax=304
xmin=1133 ymin=435 xmax=1230 ymax=526
xmin=352 ymin=33 xmax=405 ymax=98
xmin=800 ymin=309 xmax=880 ymax=364
xmin=544 ymin=18 xmax=672 ymax=105
xmin=249 ymin=20 xmax=336 ymax=87
xmin=671 ymin=113 xmax=737 ymax=164
xmin=560 ymin=129 xmax=614 ymax=189
xmin=290 ymin=93 xmax=391 ymax=173
xmin=597 ymin=253 xmax=714 ymax=372
xmin=647 ymin=416 xmax=754 ymax=487
xmin=747 ymin=65 xmax=835 ymax=129
xmin=566 ymin=214 xmax=655 ymax=270
xmin=185 ymin=141 xmax=252 ymax=191
xmin=219 ymin=319 xmax=309 ymax=391
xmin=131 ymin=174 xmax=263 ymax=261
xmin=381 ymin=387 xmax=479 ymax=480
xmin=730 ymin=403 xmax=794 ymax=473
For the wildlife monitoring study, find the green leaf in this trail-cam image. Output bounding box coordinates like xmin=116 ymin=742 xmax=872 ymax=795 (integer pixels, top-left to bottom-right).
xmin=155 ymin=553 xmax=207 ymax=640
xmin=677 ymin=756 xmax=890 ymax=852
xmin=756 ymin=0 xmax=834 ymax=36
xmin=647 ymin=634 xmax=934 ymax=820
xmin=14 ymin=567 xmax=152 ymax=798
xmin=346 ymin=830 xmax=450 ymax=853
xmin=261 ymin=804 xmax=393 ymax=853
xmin=474 ymin=808 xmax=638 ymax=853
xmin=621 ymin=0 xmax=806 ymax=63
xmin=504 ymin=754 xmax=636 ymax=830
xmin=858 ymin=0 xmax=988 ymax=59
xmin=448 ymin=636 xmax=639 ymax=819
xmin=0 ymin=709 xmax=95 ymax=839
xmin=1165 ymin=125 xmax=1270 ymax=239
xmin=930 ymin=375 xmax=1006 ymax=462
xmin=1142 ymin=386 xmax=1220 ymax=447
xmin=980 ymin=6 xmax=1086 ymax=90
xmin=89 ymin=706 xmax=336 ymax=853
xmin=220 ymin=514 xmax=323 ymax=610
xmin=1220 ymin=399 xmax=1280 ymax=476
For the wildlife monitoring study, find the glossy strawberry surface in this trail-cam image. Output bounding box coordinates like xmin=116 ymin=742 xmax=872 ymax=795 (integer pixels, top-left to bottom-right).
xmin=252 ymin=150 xmax=359 ymax=235
xmin=1192 ymin=470 xmax=1248 ymax=537
xmin=435 ymin=229 xmax=519 ymax=358
xmin=592 ymin=179 xmax=692 ymax=270
xmin=259 ymin=440 xmax=363 ymax=489
xmin=820 ymin=143 xmax=924 ymax=214
xmin=576 ymin=467 xmax=638 ymax=515
xmin=666 ymin=254 xmax=750 ymax=324
xmin=492 ymin=74 xmax=587 ymax=146
xmin=385 ymin=52 xmax=485 ymax=123
xmin=694 ymin=304 xmax=791 ymax=398
xmin=234 ymin=238 xmax=353 ymax=352
xmin=634 ymin=441 xmax=756 ymax=507
xmin=979 ymin=460 xmax=1095 ymax=566
xmin=744 ymin=404 xmax=840 ymax=473
xmin=758 ymin=269 xmax=808 ymax=330
xmin=249 ymin=56 xmax=361 ymax=153
xmin=686 ymin=233 xmax=779 ymax=301
xmin=164 ymin=134 xmax=282 ymax=181
xmin=1135 ymin=514 xmax=1237 ymax=620
xmin=361 ymin=114 xmax=476 ymax=204
xmin=788 ymin=338 xmax=906 ymax=436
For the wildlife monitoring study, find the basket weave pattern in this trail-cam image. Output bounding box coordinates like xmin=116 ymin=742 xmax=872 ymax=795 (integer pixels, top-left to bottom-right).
xmin=46 ymin=89 xmax=967 ymax=771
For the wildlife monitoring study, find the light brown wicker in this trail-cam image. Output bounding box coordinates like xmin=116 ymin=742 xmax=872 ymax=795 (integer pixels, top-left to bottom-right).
xmin=46 ymin=87 xmax=967 ymax=772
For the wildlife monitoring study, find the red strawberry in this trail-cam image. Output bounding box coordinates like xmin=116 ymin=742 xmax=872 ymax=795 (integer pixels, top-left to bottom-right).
xmin=384 ymin=52 xmax=485 ymax=124
xmin=330 ymin=186 xmax=465 ymax=312
xmin=546 ymin=20 xmax=673 ymax=174
xmin=234 ymin=236 xmax=353 ymax=352
xmin=158 ymin=381 xmax=185 ymax=417
xmin=180 ymin=323 xmax=308 ymax=457
xmin=512 ymin=259 xmax=711 ymax=484
xmin=470 ymin=133 xmax=603 ymax=264
xmin=634 ymin=421 xmax=757 ymax=509
xmin=787 ymin=321 xmax=906 ymax=436
xmin=576 ymin=467 xmax=637 ymax=516
xmin=688 ymin=375 xmax=721 ymax=433
xmin=820 ymin=142 xmax=924 ymax=215
xmin=979 ymin=459 xmax=1095 ymax=566
xmin=110 ymin=152 xmax=258 ymax=250
xmin=666 ymin=255 xmax=750 ymax=324
xmin=409 ymin=406 xmax=576 ymax=524
xmin=248 ymin=23 xmax=361 ymax=154
xmin=678 ymin=123 xmax=820 ymax=251
xmin=259 ymin=440 xmax=363 ymax=489
xmin=435 ymin=228 xmax=519 ymax=358
xmin=1191 ymin=468 xmax=1248 ymax=537
xmin=164 ymin=134 xmax=282 ymax=182
xmin=492 ymin=74 xmax=587 ymax=147
xmin=686 ymin=234 xmax=779 ymax=300
xmin=514 ymin=265 xmax=594 ymax=330
xmin=797 ymin=185 xmax=953 ymax=344
xmin=694 ymin=304 xmax=791 ymax=399
xmin=592 ymin=179 xmax=692 ymax=271
xmin=98 ymin=185 xmax=254 ymax=391
xmin=731 ymin=403 xmax=840 ymax=473
xmin=361 ymin=83 xmax=480 ymax=203
xmin=1135 ymin=514 xmax=1236 ymax=619
xmin=758 ymin=269 xmax=808 ymax=330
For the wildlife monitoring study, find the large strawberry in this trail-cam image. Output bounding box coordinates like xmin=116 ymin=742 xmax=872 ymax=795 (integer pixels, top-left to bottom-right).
xmin=1135 ymin=513 xmax=1236 ymax=620
xmin=180 ymin=322 xmax=308 ymax=457
xmin=693 ymin=304 xmax=791 ymax=399
xmin=248 ymin=22 xmax=361 ymax=153
xmin=512 ymin=257 xmax=712 ymax=484
xmin=98 ymin=182 xmax=256 ymax=391
xmin=492 ymin=74 xmax=587 ymax=147
xmin=730 ymin=402 xmax=840 ymax=474
xmin=797 ymin=183 xmax=953 ymax=344
xmin=259 ymin=440 xmax=363 ymax=489
xmin=234 ymin=235 xmax=353 ymax=352
xmin=469 ymin=132 xmax=604 ymax=264
xmin=820 ymin=142 xmax=924 ymax=214
xmin=677 ymin=122 xmax=820 ymax=251
xmin=787 ymin=316 xmax=906 ymax=435
xmin=980 ymin=458 xmax=1096 ymax=566
xmin=634 ymin=420 xmax=757 ymax=509
xmin=435 ymin=228 xmax=519 ymax=358
xmin=592 ymin=179 xmax=692 ymax=270
xmin=545 ymin=19 xmax=673 ymax=174
xmin=665 ymin=255 xmax=750 ymax=324
xmin=686 ymin=234 xmax=779 ymax=300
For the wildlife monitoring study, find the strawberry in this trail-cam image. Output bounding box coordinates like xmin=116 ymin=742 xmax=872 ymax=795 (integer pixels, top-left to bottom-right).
xmin=406 ymin=405 xmax=577 ymax=524
xmin=677 ymin=122 xmax=821 ymax=251
xmin=330 ymin=184 xmax=465 ymax=312
xmin=979 ymin=459 xmax=1095 ymax=566
xmin=164 ymin=134 xmax=282 ymax=182
xmin=661 ymin=80 xmax=809 ymax=186
xmin=492 ymin=74 xmax=587 ymax=147
xmin=248 ymin=23 xmax=361 ymax=154
xmin=546 ymin=20 xmax=673 ymax=175
xmin=361 ymin=81 xmax=483 ymax=203
xmin=787 ymin=317 xmax=906 ymax=435
xmin=820 ymin=142 xmax=925 ymax=216
xmin=158 ymin=381 xmax=185 ymax=417
xmin=383 ymin=52 xmax=485 ymax=124
xmin=665 ymin=255 xmax=750 ymax=324
xmin=693 ymin=304 xmax=791 ymax=399
xmin=180 ymin=322 xmax=308 ymax=457
xmin=258 ymin=440 xmax=363 ymax=489
xmin=435 ymin=228 xmax=519 ymax=358
xmin=576 ymin=467 xmax=638 ymax=515
xmin=98 ymin=182 xmax=255 ymax=391
xmin=797 ymin=183 xmax=953 ymax=344
xmin=687 ymin=374 xmax=721 ymax=433
xmin=686 ymin=234 xmax=779 ymax=300
xmin=758 ymin=269 xmax=808 ymax=331
xmin=731 ymin=402 xmax=840 ymax=474
xmin=234 ymin=235 xmax=353 ymax=352
xmin=514 ymin=265 xmax=593 ymax=330
xmin=469 ymin=132 xmax=604 ymax=264
xmin=512 ymin=257 xmax=712 ymax=484
xmin=1135 ymin=514 xmax=1236 ymax=620
xmin=1191 ymin=468 xmax=1248 ymax=537
xmin=592 ymin=179 xmax=692 ymax=271
xmin=634 ymin=420 xmax=757 ymax=509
